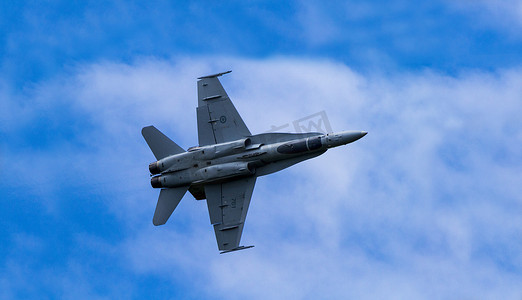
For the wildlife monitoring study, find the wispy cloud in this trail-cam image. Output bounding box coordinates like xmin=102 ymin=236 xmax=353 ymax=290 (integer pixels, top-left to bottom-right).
xmin=446 ymin=0 xmax=522 ymax=31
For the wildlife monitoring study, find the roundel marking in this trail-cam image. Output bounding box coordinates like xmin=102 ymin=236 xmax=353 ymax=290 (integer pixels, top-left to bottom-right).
xmin=220 ymin=116 xmax=227 ymax=123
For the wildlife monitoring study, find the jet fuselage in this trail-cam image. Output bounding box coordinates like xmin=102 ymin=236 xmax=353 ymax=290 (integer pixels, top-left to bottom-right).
xmin=149 ymin=130 xmax=367 ymax=189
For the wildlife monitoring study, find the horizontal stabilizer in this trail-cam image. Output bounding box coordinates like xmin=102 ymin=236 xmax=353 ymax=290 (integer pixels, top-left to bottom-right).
xmin=142 ymin=126 xmax=185 ymax=160
xmin=153 ymin=186 xmax=189 ymax=226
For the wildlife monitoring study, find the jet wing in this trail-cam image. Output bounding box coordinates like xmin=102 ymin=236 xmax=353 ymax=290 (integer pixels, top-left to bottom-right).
xmin=204 ymin=176 xmax=256 ymax=253
xmin=196 ymin=71 xmax=251 ymax=146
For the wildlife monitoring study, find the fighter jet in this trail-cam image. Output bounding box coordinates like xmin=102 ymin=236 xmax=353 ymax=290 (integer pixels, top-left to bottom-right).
xmin=142 ymin=71 xmax=366 ymax=253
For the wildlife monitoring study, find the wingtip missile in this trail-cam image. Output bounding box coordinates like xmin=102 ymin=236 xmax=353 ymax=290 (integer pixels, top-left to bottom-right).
xmin=220 ymin=245 xmax=255 ymax=254
xmin=197 ymin=70 xmax=232 ymax=79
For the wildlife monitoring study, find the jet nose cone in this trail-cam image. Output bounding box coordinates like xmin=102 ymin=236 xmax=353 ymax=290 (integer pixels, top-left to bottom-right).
xmin=341 ymin=130 xmax=368 ymax=144
xmin=352 ymin=131 xmax=367 ymax=142
xmin=325 ymin=130 xmax=368 ymax=147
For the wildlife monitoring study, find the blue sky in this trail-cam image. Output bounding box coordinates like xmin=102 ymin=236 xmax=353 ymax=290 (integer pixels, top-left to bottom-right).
xmin=1 ymin=1 xmax=522 ymax=299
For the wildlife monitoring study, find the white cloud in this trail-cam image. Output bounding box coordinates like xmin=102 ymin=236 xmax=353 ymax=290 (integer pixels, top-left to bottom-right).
xmin=446 ymin=0 xmax=522 ymax=30
xmin=2 ymin=56 xmax=522 ymax=299
xmin=294 ymin=2 xmax=343 ymax=47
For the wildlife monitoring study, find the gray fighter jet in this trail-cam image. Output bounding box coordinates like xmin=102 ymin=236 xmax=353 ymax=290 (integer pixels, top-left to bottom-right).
xmin=142 ymin=71 xmax=366 ymax=253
